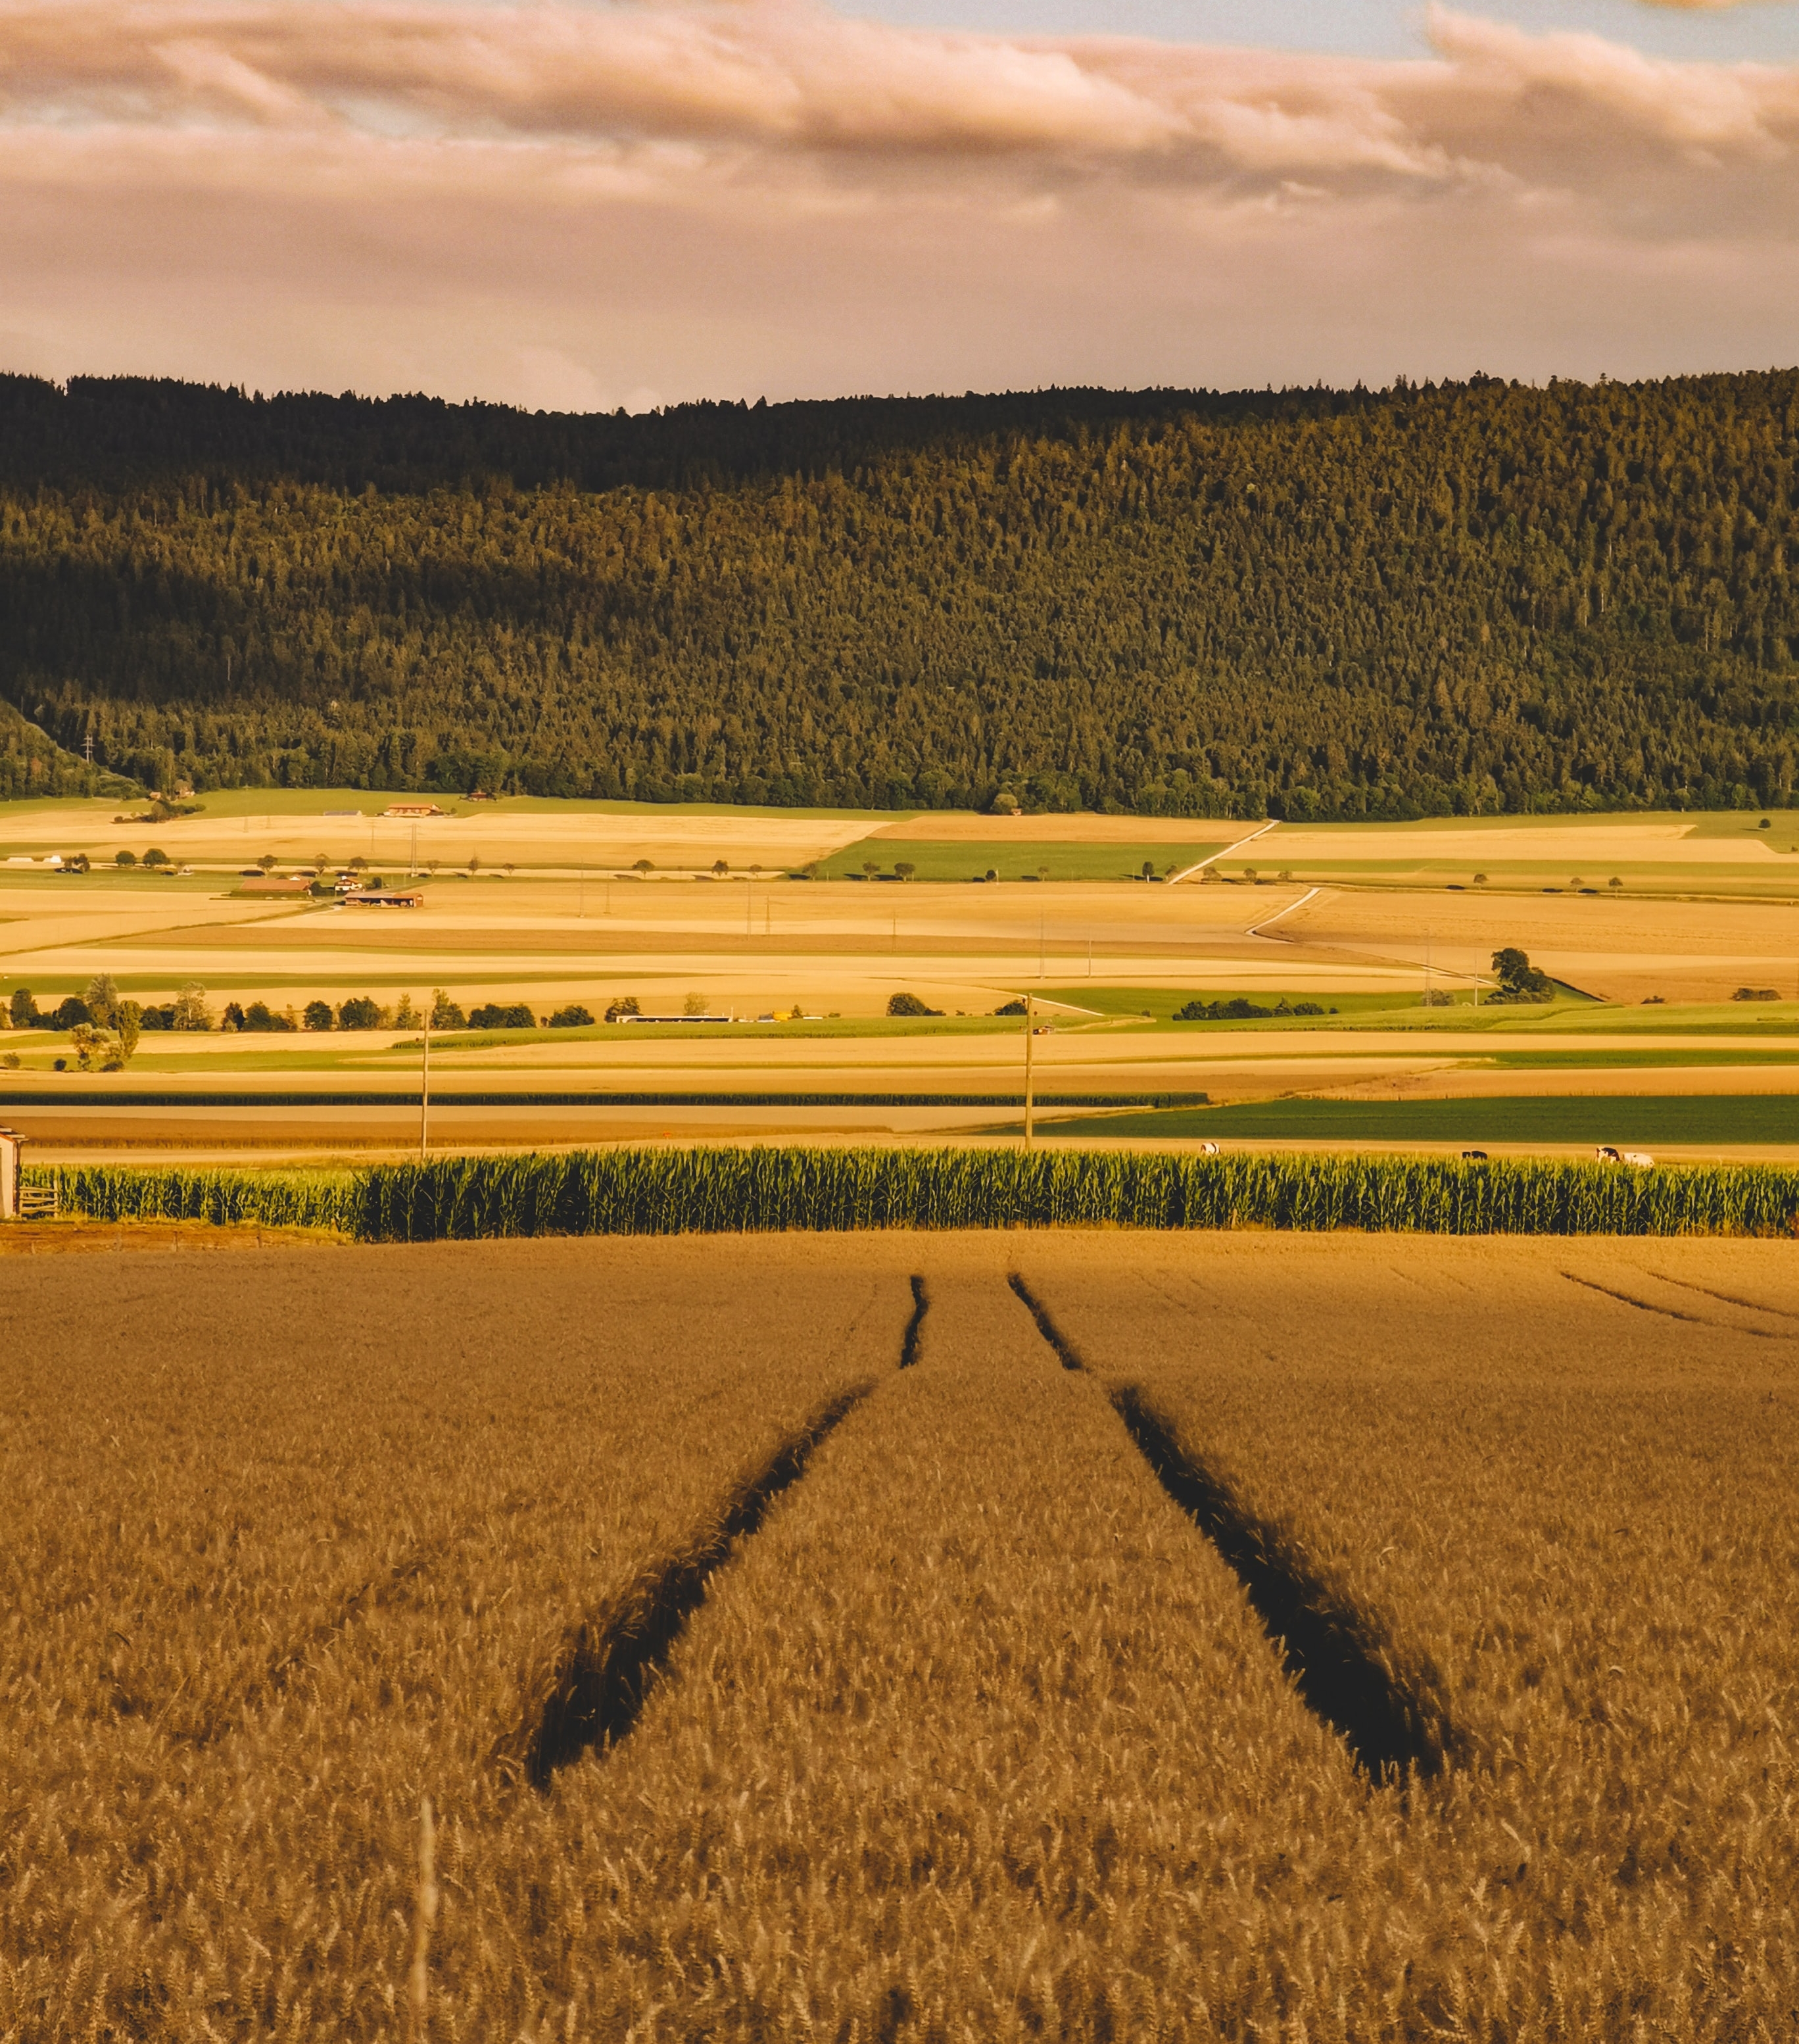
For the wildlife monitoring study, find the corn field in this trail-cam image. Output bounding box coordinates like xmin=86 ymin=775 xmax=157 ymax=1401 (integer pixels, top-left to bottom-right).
xmin=26 ymin=1148 xmax=1799 ymax=1239
xmin=28 ymin=1162 xmax=360 ymax=1232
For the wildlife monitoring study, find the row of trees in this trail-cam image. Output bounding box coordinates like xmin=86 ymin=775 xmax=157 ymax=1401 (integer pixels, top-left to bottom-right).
xmin=7 ymin=370 xmax=1799 ymax=815
xmin=2 ymin=979 xmax=600 ymax=1041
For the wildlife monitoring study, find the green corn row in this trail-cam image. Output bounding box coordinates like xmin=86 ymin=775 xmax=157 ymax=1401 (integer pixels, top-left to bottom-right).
xmin=26 ymin=1163 xmax=360 ymax=1232
xmin=346 ymin=1148 xmax=1799 ymax=1242
xmin=28 ymin=1149 xmax=1799 ymax=1241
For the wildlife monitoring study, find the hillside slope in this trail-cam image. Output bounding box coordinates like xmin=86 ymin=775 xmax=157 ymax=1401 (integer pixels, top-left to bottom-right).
xmin=3 ymin=371 xmax=1797 ymax=815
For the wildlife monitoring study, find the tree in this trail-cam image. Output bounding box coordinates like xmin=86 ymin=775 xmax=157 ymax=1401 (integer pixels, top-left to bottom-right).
xmin=1491 ymin=947 xmax=1554 ymax=1000
xmin=221 ymin=1000 xmax=246 ymax=1031
xmin=114 ymin=848 xmax=137 ymax=867
xmin=303 ymin=999 xmax=335 ymax=1031
xmin=894 ymin=862 xmax=917 ymax=882
xmin=633 ymin=859 xmax=653 ymax=874
xmin=1609 ymin=876 xmax=1624 ymax=890
xmin=887 ymin=990 xmax=942 ymax=1016
xmin=143 ymin=848 xmax=169 ymax=868
xmin=429 ymin=988 xmax=465 ymax=1028
xmin=52 ymin=996 xmax=91 ymax=1029
xmin=548 ymin=1003 xmax=595 ymax=1027
xmin=84 ymin=974 xmax=121 ymax=1028
xmin=604 ymin=994 xmax=642 ymax=1021
xmin=113 ymin=1001 xmax=141 ymax=1065
xmin=68 ymin=1022 xmax=114 ymax=1071
xmin=712 ymin=858 xmax=729 ymax=877
xmin=393 ymin=992 xmax=420 ymax=1028
xmin=9 ymin=987 xmax=39 ymax=1029
xmin=258 ymin=854 xmax=277 ymax=873
xmin=863 ymin=860 xmax=881 ymax=879
xmin=337 ymin=996 xmax=382 ymax=1029
xmin=172 ymin=981 xmax=211 ymax=1030
xmin=683 ymin=992 xmax=709 ymax=1015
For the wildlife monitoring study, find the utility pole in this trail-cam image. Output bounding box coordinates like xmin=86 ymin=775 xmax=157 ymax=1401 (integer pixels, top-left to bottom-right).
xmin=1039 ymin=910 xmax=1045 ymax=979
xmin=420 ymin=1011 xmax=431 ymax=1159
xmin=1425 ymin=927 xmax=1433 ymax=1005
xmin=579 ymin=866 xmax=585 ymax=919
xmin=1023 ymin=992 xmax=1036 ymax=1151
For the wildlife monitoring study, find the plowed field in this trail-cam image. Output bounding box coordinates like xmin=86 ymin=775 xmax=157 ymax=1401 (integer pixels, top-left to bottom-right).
xmin=5 ymin=1232 xmax=1795 ymax=2040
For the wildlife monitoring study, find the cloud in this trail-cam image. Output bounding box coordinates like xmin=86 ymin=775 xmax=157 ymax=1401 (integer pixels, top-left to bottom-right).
xmin=0 ymin=1 xmax=1796 ymax=402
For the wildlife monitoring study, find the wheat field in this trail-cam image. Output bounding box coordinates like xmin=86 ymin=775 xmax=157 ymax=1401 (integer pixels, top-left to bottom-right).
xmin=3 ymin=1230 xmax=1794 ymax=2039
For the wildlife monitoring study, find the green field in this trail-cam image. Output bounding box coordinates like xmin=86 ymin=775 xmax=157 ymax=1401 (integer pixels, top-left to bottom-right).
xmin=1042 ymin=1094 xmax=1799 ymax=1146
xmin=819 ymin=841 xmax=1222 ymax=884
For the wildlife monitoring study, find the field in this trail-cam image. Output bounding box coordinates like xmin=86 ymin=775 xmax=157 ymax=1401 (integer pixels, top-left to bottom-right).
xmin=9 ymin=796 xmax=1799 ymax=1159
xmin=4 ymin=1230 xmax=1794 ymax=2040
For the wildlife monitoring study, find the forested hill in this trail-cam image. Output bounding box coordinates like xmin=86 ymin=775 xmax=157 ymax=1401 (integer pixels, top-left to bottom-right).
xmin=3 ymin=368 xmax=1798 ymax=814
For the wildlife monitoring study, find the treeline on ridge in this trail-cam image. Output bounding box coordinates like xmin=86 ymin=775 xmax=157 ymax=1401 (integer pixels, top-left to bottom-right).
xmin=4 ymin=368 xmax=1799 ymax=815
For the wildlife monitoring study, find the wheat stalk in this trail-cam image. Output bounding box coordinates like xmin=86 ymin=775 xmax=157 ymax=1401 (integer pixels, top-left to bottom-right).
xmin=408 ymin=1797 xmax=438 ymax=2044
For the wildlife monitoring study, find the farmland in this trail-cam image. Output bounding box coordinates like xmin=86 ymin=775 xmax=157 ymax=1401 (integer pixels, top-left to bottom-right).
xmin=7 ymin=795 xmax=1799 ymax=1159
xmin=3 ymin=1230 xmax=1794 ymax=2039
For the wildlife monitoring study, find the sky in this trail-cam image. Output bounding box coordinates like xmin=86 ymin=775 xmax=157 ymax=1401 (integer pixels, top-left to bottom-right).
xmin=2 ymin=0 xmax=1798 ymax=410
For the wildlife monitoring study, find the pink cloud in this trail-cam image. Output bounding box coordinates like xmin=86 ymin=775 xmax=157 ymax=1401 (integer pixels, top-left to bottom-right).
xmin=0 ymin=1 xmax=1795 ymax=402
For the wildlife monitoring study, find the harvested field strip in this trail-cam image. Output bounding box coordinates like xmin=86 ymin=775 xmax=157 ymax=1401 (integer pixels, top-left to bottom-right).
xmin=507 ymin=1381 xmax=875 ymax=1789
xmin=0 ymin=1088 xmax=1210 ymax=1110
xmin=35 ymin=1145 xmax=1799 ymax=1238
xmin=1109 ymin=1385 xmax=1458 ymax=1783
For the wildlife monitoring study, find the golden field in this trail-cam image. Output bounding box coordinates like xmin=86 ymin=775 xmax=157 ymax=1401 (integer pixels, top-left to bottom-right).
xmin=3 ymin=1230 xmax=1794 ymax=2041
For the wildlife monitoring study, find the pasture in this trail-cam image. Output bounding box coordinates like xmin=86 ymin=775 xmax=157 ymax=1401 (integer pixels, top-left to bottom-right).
xmin=4 ymin=1230 xmax=1794 ymax=2041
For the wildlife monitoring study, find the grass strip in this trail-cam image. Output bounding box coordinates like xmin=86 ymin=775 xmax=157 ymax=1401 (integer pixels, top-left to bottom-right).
xmin=28 ymin=1146 xmax=1799 ymax=1238
xmin=1044 ymin=1094 xmax=1799 ymax=1145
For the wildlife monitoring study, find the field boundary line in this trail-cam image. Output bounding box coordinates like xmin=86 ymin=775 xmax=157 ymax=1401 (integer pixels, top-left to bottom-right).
xmin=1169 ymin=819 xmax=1278 ymax=884
xmin=1247 ymin=885 xmax=1322 ymax=940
